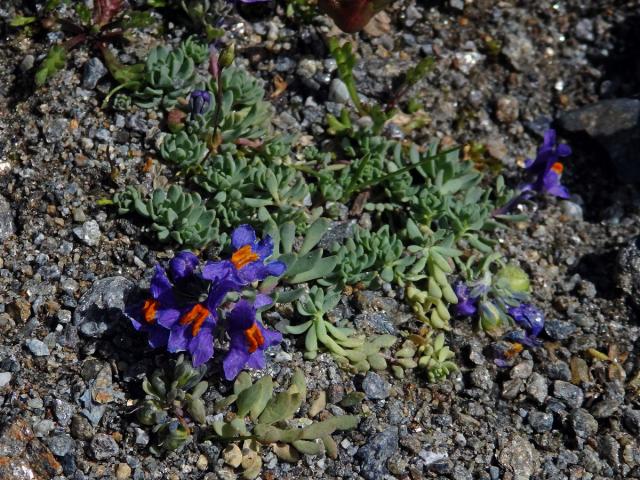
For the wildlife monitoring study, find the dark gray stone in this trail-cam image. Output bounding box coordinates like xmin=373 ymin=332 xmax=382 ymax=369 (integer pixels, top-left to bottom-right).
xmin=544 ymin=320 xmax=576 ymax=341
xmin=46 ymin=434 xmax=74 ymax=457
xmin=25 ymin=338 xmax=50 ymax=356
xmin=362 ymin=372 xmax=390 ymax=400
xmin=90 ymin=433 xmax=119 ymax=461
xmin=356 ymin=427 xmax=399 ymax=480
xmin=569 ymin=408 xmax=598 ymax=438
xmin=528 ymin=411 xmax=554 ymax=432
xmin=0 ymin=195 xmax=15 ymax=241
xmin=553 ymin=381 xmax=584 ymax=409
xmin=623 ymin=409 xmax=640 ymax=434
xmin=617 ymin=237 xmax=640 ymax=309
xmin=74 ymin=276 xmax=134 ymax=337
xmin=558 ymin=98 xmax=640 ymax=182
xmin=82 ymin=58 xmax=108 ymax=89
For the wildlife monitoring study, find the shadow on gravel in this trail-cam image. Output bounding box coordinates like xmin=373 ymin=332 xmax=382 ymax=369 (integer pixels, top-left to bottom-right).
xmin=569 ymin=249 xmax=621 ymax=301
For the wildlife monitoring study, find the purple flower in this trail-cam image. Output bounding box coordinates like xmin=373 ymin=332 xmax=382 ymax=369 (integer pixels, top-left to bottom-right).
xmin=223 ymin=299 xmax=282 ymax=380
xmin=126 ymin=251 xmax=234 ymax=367
xmin=189 ymin=90 xmax=211 ymax=119
xmin=454 ymin=282 xmax=477 ymax=317
xmin=125 ymin=265 xmax=180 ymax=350
xmin=520 ymin=129 xmax=571 ymax=199
xmin=203 ymin=225 xmax=286 ymax=288
xmin=508 ymin=303 xmax=545 ymax=338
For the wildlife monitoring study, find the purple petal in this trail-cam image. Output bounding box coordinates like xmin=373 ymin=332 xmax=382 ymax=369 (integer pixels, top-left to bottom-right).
xmin=170 ymin=251 xmax=200 ymax=281
xmin=150 ymin=266 xmax=173 ymax=299
xmin=266 ymin=260 xmax=286 ymax=277
xmin=253 ymin=235 xmax=275 ymax=260
xmin=231 ymin=224 xmax=256 ymax=249
xmin=223 ymin=347 xmax=250 ymax=380
xmin=148 ymin=326 xmax=170 ymax=348
xmin=254 ymin=294 xmax=273 ymax=310
xmin=238 ymin=262 xmax=265 ymax=283
xmin=206 ymin=281 xmax=233 ymax=311
xmin=188 ymin=327 xmax=214 ymax=367
xmin=246 ymin=350 xmax=266 ymax=370
xmin=156 ymin=307 xmax=182 ymax=328
xmin=546 ymin=184 xmax=570 ymax=199
xmin=202 ymin=260 xmax=233 ymax=281
xmin=557 ymin=143 xmax=572 ymax=157
xmin=168 ymin=324 xmax=191 ymax=352
xmin=259 ymin=323 xmax=282 ymax=348
xmin=542 ymin=129 xmax=556 ymax=151
xmin=227 ymin=300 xmax=256 ymax=331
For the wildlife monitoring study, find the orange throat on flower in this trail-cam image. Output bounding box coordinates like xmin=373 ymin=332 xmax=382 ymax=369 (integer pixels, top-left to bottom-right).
xmin=231 ymin=244 xmax=259 ymax=270
xmin=142 ymin=299 xmax=159 ymax=324
xmin=244 ymin=323 xmax=265 ymax=353
xmin=180 ymin=304 xmax=210 ymax=336
xmin=551 ymin=162 xmax=564 ymax=175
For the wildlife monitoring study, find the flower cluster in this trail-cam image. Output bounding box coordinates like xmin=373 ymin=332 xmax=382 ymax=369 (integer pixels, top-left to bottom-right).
xmin=125 ymin=225 xmax=286 ymax=379
xmin=453 ymin=265 xmax=545 ymax=359
xmin=520 ymin=129 xmax=571 ymax=199
xmin=494 ymin=129 xmax=571 ymax=216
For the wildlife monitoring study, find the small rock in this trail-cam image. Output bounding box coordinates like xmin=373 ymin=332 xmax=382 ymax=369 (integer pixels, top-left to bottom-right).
xmin=574 ymin=18 xmax=594 ymax=42
xmin=361 ymin=372 xmax=391 ymax=400
xmin=196 ymin=454 xmax=208 ymax=471
xmin=546 ymin=361 xmax=571 ymax=381
xmin=0 ymin=195 xmax=15 ymax=241
xmin=553 ymin=380 xmax=584 ymax=408
xmin=134 ymin=428 xmax=149 ymax=446
xmin=70 ymin=415 xmax=94 ymax=441
xmin=569 ymin=408 xmax=598 ymax=438
xmin=90 ymin=433 xmax=119 ymax=461
xmin=46 ymin=434 xmax=74 ymax=457
xmin=617 ymin=237 xmax=640 ymax=309
xmin=73 ymin=276 xmax=134 ymax=338
xmin=528 ymin=411 xmax=554 ymax=432
xmin=560 ymin=201 xmax=583 ymax=220
xmin=116 ymin=463 xmax=132 ymax=480
xmin=526 ymin=372 xmax=548 ymax=404
xmin=497 ymin=435 xmax=539 ymax=480
xmin=355 ymin=427 xmax=399 ymax=480
xmin=496 ymin=95 xmax=520 ymax=124
xmin=511 ymin=360 xmax=533 ymax=379
xmin=73 ymin=220 xmax=101 ymax=246
xmin=559 ymin=98 xmax=640 ymax=183
xmin=222 ymin=444 xmax=242 ymax=468
xmin=470 ymin=366 xmax=493 ymax=390
xmin=0 ymin=372 xmax=11 ymax=387
xmin=53 ymin=399 xmax=75 ymax=427
xmin=503 ymin=33 xmax=534 ymax=72
xmin=329 ymin=78 xmax=350 ymax=104
xmin=82 ymin=58 xmax=108 ymax=89
xmin=544 ymin=320 xmax=576 ymax=340
xmin=623 ymin=409 xmax=640 ymax=434
xmin=26 ymin=339 xmax=50 ymax=357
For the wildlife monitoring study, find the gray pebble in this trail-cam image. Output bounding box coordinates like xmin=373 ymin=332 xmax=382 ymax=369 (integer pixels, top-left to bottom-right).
xmin=553 ymin=380 xmax=584 ymax=408
xmin=329 ymin=78 xmax=351 ymax=104
xmin=90 ymin=433 xmax=119 ymax=460
xmin=528 ymin=411 xmax=554 ymax=432
xmin=73 ymin=220 xmax=101 ymax=246
xmin=26 ymin=338 xmax=50 ymax=356
xmin=0 ymin=372 xmax=11 ymax=387
xmin=47 ymin=434 xmax=74 ymax=457
xmin=569 ymin=408 xmax=598 ymax=438
xmin=82 ymin=58 xmax=108 ymax=89
xmin=355 ymin=427 xmax=399 ymax=479
xmin=362 ymin=372 xmax=390 ymax=400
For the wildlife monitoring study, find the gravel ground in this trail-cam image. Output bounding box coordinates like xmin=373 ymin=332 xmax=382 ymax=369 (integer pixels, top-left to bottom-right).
xmin=1 ymin=1 xmax=640 ymax=479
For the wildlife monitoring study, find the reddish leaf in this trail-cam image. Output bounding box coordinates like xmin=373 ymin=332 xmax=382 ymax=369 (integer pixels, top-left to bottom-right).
xmin=93 ymin=0 xmax=124 ymax=28
xmin=318 ymin=0 xmax=390 ymax=33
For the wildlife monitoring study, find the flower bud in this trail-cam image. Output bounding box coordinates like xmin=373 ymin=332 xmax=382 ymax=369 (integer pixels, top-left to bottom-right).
xmin=218 ymin=43 xmax=235 ymax=68
xmin=479 ymin=301 xmax=504 ymax=334
xmin=495 ymin=265 xmax=530 ymax=294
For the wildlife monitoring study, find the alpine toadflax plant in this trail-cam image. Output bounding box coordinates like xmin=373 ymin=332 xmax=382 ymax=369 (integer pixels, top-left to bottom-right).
xmin=126 ymin=225 xmax=285 ymax=376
